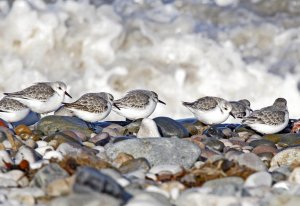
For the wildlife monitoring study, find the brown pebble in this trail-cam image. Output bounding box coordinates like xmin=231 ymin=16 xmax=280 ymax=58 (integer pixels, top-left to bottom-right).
xmin=14 ymin=125 xmax=32 ymax=136
xmin=113 ymin=152 xmax=134 ymax=167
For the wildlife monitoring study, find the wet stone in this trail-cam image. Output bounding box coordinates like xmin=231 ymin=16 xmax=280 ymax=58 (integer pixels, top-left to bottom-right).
xmin=153 ymin=117 xmax=189 ymax=138
xmin=203 ymin=126 xmax=225 ymax=139
xmin=37 ymin=115 xmax=92 ymax=137
xmin=106 ymin=138 xmax=201 ymax=168
xmin=73 ymin=167 xmax=130 ymax=202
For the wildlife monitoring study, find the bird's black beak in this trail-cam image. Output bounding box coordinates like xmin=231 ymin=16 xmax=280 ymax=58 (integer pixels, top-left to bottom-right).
xmin=158 ymin=99 xmax=166 ymax=105
xmin=65 ymin=91 xmax=72 ymax=98
xmin=113 ymin=103 xmax=121 ymax=110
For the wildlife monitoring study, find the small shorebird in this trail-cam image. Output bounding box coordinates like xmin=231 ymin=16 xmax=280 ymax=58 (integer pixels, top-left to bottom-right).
xmin=112 ymin=90 xmax=166 ymax=120
xmin=4 ymin=81 xmax=72 ymax=114
xmin=0 ymin=97 xmax=30 ymax=122
xmin=63 ymin=92 xmax=116 ymax=122
xmin=226 ymin=99 xmax=252 ymax=124
xmin=242 ymin=98 xmax=289 ymax=134
xmin=182 ymin=96 xmax=232 ymax=125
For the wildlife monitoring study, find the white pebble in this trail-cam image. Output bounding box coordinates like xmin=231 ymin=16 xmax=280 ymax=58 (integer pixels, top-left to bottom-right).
xmin=43 ymin=151 xmax=63 ymax=161
xmin=137 ymin=118 xmax=161 ymax=138
xmin=36 ymin=141 xmax=48 ymax=147
xmin=35 ymin=146 xmax=54 ymax=156
xmin=0 ymin=150 xmax=13 ymax=167
xmin=149 ymin=165 xmax=183 ymax=175
xmin=245 ymin=171 xmax=272 ymax=187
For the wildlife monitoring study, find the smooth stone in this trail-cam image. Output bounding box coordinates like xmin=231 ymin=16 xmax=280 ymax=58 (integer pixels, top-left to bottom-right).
xmin=113 ymin=152 xmax=134 ymax=167
xmin=149 ymin=164 xmax=183 ymax=175
xmin=237 ymin=153 xmax=267 ymax=171
xmin=271 ymin=146 xmax=300 ymax=167
xmin=73 ymin=167 xmax=130 ymax=202
xmin=288 ymin=167 xmax=300 ymax=184
xmin=99 ymin=168 xmax=130 ymax=187
xmin=203 ymin=126 xmax=225 ymax=139
xmin=271 ymin=171 xmax=287 ymax=183
xmin=36 ymin=141 xmax=48 ymax=148
xmin=46 ymin=176 xmax=74 ymax=197
xmin=249 ymin=139 xmax=276 ymax=148
xmin=0 ymin=178 xmax=18 ymax=187
xmin=35 ymin=146 xmax=54 ymax=156
xmin=278 ymin=134 xmax=300 ymax=146
xmin=49 ymin=193 xmax=121 ymax=206
xmin=245 ymin=171 xmax=272 ymax=187
xmin=0 ymin=150 xmax=13 ymax=167
xmin=43 ymin=132 xmax=82 ymax=145
xmin=222 ymin=128 xmax=233 ymax=137
xmin=105 ymin=138 xmax=201 ymax=168
xmin=56 ymin=142 xmax=97 ymax=156
xmin=202 ymin=138 xmax=225 ymax=152
xmin=30 ymin=163 xmax=69 ymax=189
xmin=90 ymin=132 xmax=110 ymax=145
xmin=137 ymin=118 xmax=161 ymax=138
xmin=176 ymin=192 xmax=239 ymax=206
xmin=0 ymin=170 xmax=25 ymax=181
xmin=252 ymin=145 xmax=277 ymax=155
xmin=270 ymin=194 xmax=300 ymax=206
xmin=43 ymin=151 xmax=63 ymax=161
xmin=125 ymin=192 xmax=172 ymax=206
xmin=15 ymin=145 xmax=41 ymax=164
xmin=263 ymin=134 xmax=281 ymax=143
xmin=25 ymin=139 xmax=37 ymax=149
xmin=102 ymin=124 xmax=126 ymax=137
xmin=124 ymin=120 xmax=142 ymax=134
xmin=119 ymin=158 xmax=150 ymax=174
xmin=203 ymin=177 xmax=244 ymax=188
xmin=153 ymin=117 xmax=189 ymax=138
xmin=37 ymin=115 xmax=92 ymax=137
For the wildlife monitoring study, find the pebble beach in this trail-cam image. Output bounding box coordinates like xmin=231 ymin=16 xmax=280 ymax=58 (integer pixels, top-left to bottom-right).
xmin=0 ymin=114 xmax=299 ymax=206
xmin=1 ymin=0 xmax=300 ymax=205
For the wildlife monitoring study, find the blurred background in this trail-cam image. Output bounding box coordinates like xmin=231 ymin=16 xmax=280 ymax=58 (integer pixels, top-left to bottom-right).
xmin=0 ymin=0 xmax=300 ymax=120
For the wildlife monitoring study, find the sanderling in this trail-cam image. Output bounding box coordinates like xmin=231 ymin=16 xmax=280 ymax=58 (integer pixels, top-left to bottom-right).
xmin=4 ymin=81 xmax=72 ymax=114
xmin=182 ymin=96 xmax=232 ymax=125
xmin=242 ymin=98 xmax=289 ymax=134
xmin=113 ymin=90 xmax=166 ymax=120
xmin=0 ymin=97 xmax=30 ymax=122
xmin=63 ymin=92 xmax=115 ymax=122
xmin=226 ymin=99 xmax=252 ymax=123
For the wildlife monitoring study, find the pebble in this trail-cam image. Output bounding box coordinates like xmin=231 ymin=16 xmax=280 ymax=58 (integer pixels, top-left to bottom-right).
xmin=176 ymin=192 xmax=239 ymax=206
xmin=237 ymin=153 xmax=267 ymax=171
xmin=0 ymin=150 xmax=13 ymax=167
xmin=102 ymin=124 xmax=124 ymax=136
xmin=137 ymin=118 xmax=161 ymax=138
xmin=30 ymin=163 xmax=69 ymax=189
xmin=44 ymin=132 xmax=82 ymax=145
xmin=49 ymin=193 xmax=121 ymax=206
xmin=244 ymin=171 xmax=272 ymax=187
xmin=202 ymin=177 xmax=244 ymax=196
xmin=113 ymin=152 xmax=134 ymax=167
xmin=56 ymin=142 xmax=96 ymax=156
xmin=153 ymin=117 xmax=189 ymax=138
xmin=37 ymin=115 xmax=92 ymax=137
xmin=203 ymin=126 xmax=225 ymax=139
xmin=46 ymin=176 xmax=74 ymax=197
xmin=288 ymin=167 xmax=300 ymax=184
xmin=43 ymin=151 xmax=63 ymax=161
xmin=106 ymin=138 xmax=201 ymax=168
xmin=125 ymin=192 xmax=172 ymax=206
xmin=202 ymin=138 xmax=225 ymax=152
xmin=35 ymin=146 xmax=54 ymax=156
xmin=249 ymin=139 xmax=276 ymax=148
xmin=252 ymin=145 xmax=277 ymax=155
xmin=73 ymin=167 xmax=130 ymax=202
xmin=15 ymin=145 xmax=41 ymax=164
xmin=270 ymin=146 xmax=300 ymax=167
xmin=90 ymin=132 xmax=110 ymax=146
xmin=119 ymin=158 xmax=150 ymax=174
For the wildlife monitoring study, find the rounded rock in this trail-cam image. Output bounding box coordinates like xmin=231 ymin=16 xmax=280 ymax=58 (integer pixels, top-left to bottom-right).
xmin=137 ymin=118 xmax=161 ymax=138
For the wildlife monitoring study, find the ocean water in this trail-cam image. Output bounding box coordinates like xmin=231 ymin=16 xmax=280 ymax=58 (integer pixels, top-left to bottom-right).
xmin=0 ymin=0 xmax=300 ymax=120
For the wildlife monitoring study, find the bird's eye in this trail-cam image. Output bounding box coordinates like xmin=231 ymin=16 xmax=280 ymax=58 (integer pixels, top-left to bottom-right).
xmin=58 ymin=87 xmax=62 ymax=90
xmin=224 ymin=107 xmax=228 ymax=110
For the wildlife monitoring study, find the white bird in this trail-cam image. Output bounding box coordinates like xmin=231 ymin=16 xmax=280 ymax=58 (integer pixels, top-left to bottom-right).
xmin=112 ymin=90 xmax=166 ymax=120
xmin=183 ymin=96 xmax=232 ymax=125
xmin=4 ymin=81 xmax=72 ymax=114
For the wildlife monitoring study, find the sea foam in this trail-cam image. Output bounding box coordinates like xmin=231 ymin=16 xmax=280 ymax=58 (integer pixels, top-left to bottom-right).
xmin=0 ymin=0 xmax=300 ymax=120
